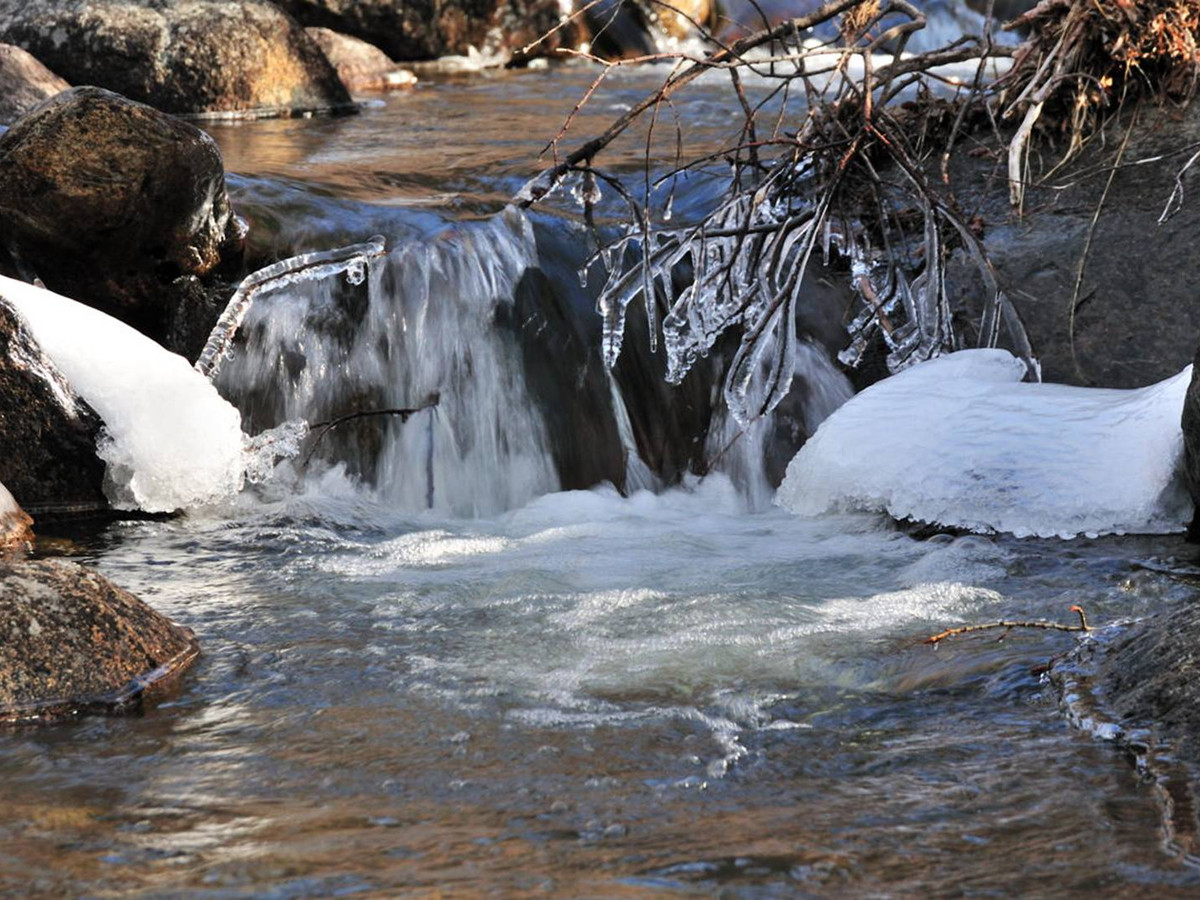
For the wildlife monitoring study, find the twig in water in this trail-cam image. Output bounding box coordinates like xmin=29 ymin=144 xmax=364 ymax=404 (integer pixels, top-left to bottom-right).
xmin=301 ymin=394 xmax=440 ymax=467
xmin=924 ymin=604 xmax=1091 ymax=646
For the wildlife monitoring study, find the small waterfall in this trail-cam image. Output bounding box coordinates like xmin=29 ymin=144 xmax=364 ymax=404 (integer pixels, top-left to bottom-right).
xmin=216 ymin=208 xmax=559 ymax=516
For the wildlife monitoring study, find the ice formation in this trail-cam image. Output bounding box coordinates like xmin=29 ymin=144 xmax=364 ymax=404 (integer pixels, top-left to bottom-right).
xmin=778 ymin=349 xmax=1193 ymax=538
xmin=0 ymin=276 xmax=247 ymax=512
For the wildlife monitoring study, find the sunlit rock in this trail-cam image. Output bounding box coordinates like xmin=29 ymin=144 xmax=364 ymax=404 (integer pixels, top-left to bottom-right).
xmin=0 ymin=87 xmax=242 ymax=354
xmin=0 ymin=43 xmax=67 ymax=126
xmin=306 ymin=27 xmax=417 ymax=93
xmin=0 ymin=481 xmax=32 ymax=553
xmin=0 ymin=0 xmax=352 ymax=117
xmin=0 ymin=559 xmax=198 ymax=724
xmin=275 ymin=0 xmax=577 ymax=64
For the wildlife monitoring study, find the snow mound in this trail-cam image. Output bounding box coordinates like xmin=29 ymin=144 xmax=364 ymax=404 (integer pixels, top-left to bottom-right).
xmin=778 ymin=350 xmax=1193 ymax=538
xmin=0 ymin=276 xmax=246 ymax=512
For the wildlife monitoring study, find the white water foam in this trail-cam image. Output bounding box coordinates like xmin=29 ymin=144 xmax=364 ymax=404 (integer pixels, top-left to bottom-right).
xmin=0 ymin=276 xmax=247 ymax=512
xmin=778 ymin=349 xmax=1193 ymax=538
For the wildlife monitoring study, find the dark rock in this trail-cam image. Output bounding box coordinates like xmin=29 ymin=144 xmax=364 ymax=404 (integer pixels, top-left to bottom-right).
xmin=274 ymin=0 xmax=576 ymax=64
xmin=1184 ymin=352 xmax=1200 ymax=538
xmin=946 ymin=102 xmax=1200 ymax=390
xmin=0 ymin=87 xmax=244 ymax=352
xmin=306 ymin=27 xmax=417 ymax=93
xmin=0 ymin=43 xmax=68 ymax=126
xmin=0 ymin=559 xmax=198 ymax=724
xmin=0 ymin=482 xmax=32 ymax=552
xmin=584 ymin=0 xmax=658 ymax=60
xmin=0 ymin=298 xmax=107 ymax=517
xmin=0 ymin=0 xmax=352 ymax=117
xmin=1060 ymin=598 xmax=1200 ymax=770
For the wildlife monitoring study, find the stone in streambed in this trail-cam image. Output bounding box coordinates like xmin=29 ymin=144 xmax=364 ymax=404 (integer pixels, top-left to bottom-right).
xmin=0 ymin=87 xmax=243 ymax=353
xmin=0 ymin=481 xmax=32 ymax=553
xmin=0 ymin=559 xmax=198 ymax=723
xmin=0 ymin=0 xmax=352 ymax=117
xmin=306 ymin=28 xmax=417 ymax=93
xmin=275 ymin=0 xmax=576 ymax=65
xmin=0 ymin=43 xmax=68 ymax=126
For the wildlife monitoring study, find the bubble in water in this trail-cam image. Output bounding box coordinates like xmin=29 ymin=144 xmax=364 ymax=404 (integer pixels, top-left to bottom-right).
xmin=346 ymin=258 xmax=367 ymax=286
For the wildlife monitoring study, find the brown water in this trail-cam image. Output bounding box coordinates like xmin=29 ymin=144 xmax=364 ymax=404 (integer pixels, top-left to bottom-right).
xmin=4 ymin=69 xmax=1200 ymax=899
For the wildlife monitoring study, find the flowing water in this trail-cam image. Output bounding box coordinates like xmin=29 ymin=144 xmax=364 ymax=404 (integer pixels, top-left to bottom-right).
xmin=5 ymin=57 xmax=1200 ymax=898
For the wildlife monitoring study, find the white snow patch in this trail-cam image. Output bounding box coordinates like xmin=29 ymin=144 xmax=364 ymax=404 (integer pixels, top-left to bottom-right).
xmin=0 ymin=276 xmax=247 ymax=512
xmin=778 ymin=349 xmax=1193 ymax=538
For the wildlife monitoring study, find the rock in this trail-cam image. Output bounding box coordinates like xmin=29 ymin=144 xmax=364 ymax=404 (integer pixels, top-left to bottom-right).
xmin=946 ymin=102 xmax=1200 ymax=390
xmin=0 ymin=559 xmax=198 ymax=723
xmin=0 ymin=43 xmax=68 ymax=126
xmin=274 ymin=0 xmax=576 ymax=64
xmin=584 ymin=0 xmax=658 ymax=59
xmin=0 ymin=0 xmax=352 ymax=117
xmin=1183 ymin=352 xmax=1200 ymax=537
xmin=0 ymin=481 xmax=32 ymax=552
xmin=1057 ymin=600 xmax=1200 ymax=769
xmin=306 ymin=27 xmax=417 ymax=92
xmin=0 ymin=87 xmax=244 ymax=352
xmin=0 ymin=298 xmax=107 ymax=517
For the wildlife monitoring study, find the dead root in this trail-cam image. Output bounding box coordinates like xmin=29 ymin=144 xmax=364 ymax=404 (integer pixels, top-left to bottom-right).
xmin=1000 ymin=0 xmax=1200 ymax=208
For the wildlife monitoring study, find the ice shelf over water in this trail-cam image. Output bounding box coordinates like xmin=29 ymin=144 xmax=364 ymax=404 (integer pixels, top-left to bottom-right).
xmin=778 ymin=349 xmax=1194 ymax=538
xmin=0 ymin=276 xmax=246 ymax=512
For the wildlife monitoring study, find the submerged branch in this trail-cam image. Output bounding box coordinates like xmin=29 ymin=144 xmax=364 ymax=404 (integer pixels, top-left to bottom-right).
xmin=924 ymin=605 xmax=1091 ymax=645
xmin=302 ymin=394 xmax=441 ymax=467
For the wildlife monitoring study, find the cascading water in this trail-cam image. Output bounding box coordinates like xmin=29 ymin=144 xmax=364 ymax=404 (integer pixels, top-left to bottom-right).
xmin=216 ymin=208 xmax=560 ymax=516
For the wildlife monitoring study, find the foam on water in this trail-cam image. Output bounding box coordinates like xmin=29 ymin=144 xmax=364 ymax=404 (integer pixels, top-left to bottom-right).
xmin=0 ymin=276 xmax=247 ymax=512
xmin=778 ymin=349 xmax=1194 ymax=538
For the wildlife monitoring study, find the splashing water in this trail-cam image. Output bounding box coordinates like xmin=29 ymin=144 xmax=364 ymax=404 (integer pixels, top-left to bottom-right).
xmin=217 ymin=208 xmax=559 ymax=516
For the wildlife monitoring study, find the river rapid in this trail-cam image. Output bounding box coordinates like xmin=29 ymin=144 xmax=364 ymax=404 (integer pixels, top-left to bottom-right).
xmin=5 ymin=64 xmax=1200 ymax=898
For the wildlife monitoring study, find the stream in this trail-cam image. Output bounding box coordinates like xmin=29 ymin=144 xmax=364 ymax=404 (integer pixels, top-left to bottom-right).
xmin=4 ymin=61 xmax=1200 ymax=898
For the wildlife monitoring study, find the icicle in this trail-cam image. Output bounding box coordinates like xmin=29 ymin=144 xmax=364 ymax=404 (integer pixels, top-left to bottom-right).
xmin=195 ymin=236 xmax=387 ymax=381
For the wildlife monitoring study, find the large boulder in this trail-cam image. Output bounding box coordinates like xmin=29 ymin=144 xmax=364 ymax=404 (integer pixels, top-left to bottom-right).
xmin=0 ymin=43 xmax=68 ymax=126
xmin=0 ymin=481 xmax=32 ymax=552
xmin=0 ymin=300 xmax=107 ymax=516
xmin=0 ymin=0 xmax=351 ymax=117
xmin=0 ymin=87 xmax=242 ymax=354
xmin=274 ymin=0 xmax=575 ymax=64
xmin=306 ymin=27 xmax=417 ymax=92
xmin=0 ymin=559 xmax=198 ymax=723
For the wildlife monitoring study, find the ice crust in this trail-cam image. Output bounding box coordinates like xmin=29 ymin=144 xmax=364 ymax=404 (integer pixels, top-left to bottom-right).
xmin=0 ymin=275 xmax=246 ymax=512
xmin=778 ymin=350 xmax=1193 ymax=538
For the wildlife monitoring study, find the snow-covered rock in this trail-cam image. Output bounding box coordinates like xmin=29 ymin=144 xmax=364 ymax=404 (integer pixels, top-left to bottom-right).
xmin=0 ymin=275 xmax=247 ymax=513
xmin=778 ymin=349 xmax=1192 ymax=538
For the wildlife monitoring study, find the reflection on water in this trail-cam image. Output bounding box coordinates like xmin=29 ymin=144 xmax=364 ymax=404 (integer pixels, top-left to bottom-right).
xmin=4 ymin=477 xmax=1200 ymax=896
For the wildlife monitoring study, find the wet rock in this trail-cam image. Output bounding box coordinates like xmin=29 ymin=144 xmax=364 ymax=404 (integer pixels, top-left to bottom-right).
xmin=0 ymin=87 xmax=244 ymax=352
xmin=1183 ymin=354 xmax=1200 ymax=537
xmin=1069 ymin=600 xmax=1200 ymax=768
xmin=0 ymin=298 xmax=107 ymax=517
xmin=0 ymin=0 xmax=351 ymax=117
xmin=274 ymin=0 xmax=576 ymax=64
xmin=0 ymin=559 xmax=198 ymax=724
xmin=0 ymin=43 xmax=68 ymax=126
xmin=946 ymin=102 xmax=1200 ymax=390
xmin=0 ymin=481 xmax=33 ymax=553
xmin=306 ymin=28 xmax=417 ymax=93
